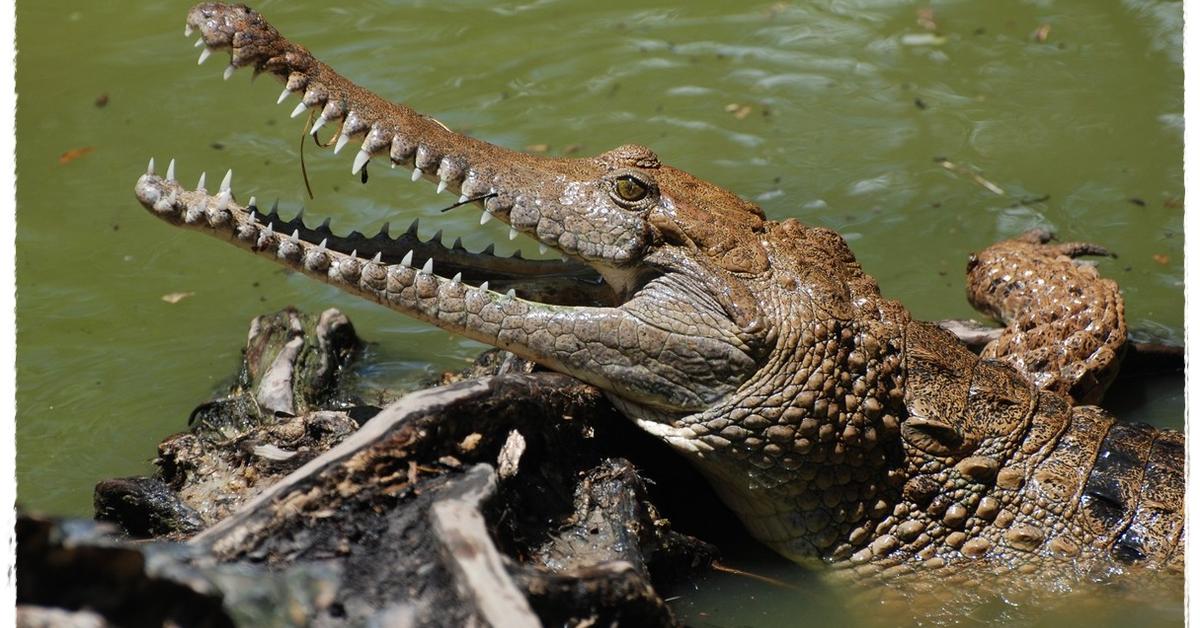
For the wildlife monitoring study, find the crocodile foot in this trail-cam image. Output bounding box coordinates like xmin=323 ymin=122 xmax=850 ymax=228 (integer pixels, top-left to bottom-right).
xmin=966 ymin=229 xmax=1126 ymax=405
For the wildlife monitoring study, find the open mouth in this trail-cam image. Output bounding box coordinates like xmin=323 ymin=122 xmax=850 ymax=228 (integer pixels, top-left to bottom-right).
xmin=134 ymin=166 xmax=612 ymax=307
xmin=134 ymin=3 xmax=759 ymax=417
xmin=135 ymin=3 xmax=618 ymax=310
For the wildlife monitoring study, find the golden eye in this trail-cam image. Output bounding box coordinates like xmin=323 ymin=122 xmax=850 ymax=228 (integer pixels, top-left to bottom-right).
xmin=614 ymin=175 xmax=649 ymax=202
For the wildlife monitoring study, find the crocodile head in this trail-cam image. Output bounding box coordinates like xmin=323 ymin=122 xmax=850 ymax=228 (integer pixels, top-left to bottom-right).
xmin=137 ymin=3 xmax=912 ymax=562
xmin=138 ymin=3 xmax=791 ymax=411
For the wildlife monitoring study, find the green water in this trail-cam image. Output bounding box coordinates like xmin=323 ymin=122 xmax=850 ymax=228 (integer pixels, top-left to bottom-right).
xmin=16 ymin=0 xmax=1183 ymax=625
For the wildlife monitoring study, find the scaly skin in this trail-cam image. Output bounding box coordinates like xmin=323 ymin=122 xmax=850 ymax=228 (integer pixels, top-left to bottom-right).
xmin=133 ymin=3 xmax=1183 ymax=577
xmin=966 ymin=229 xmax=1126 ymax=406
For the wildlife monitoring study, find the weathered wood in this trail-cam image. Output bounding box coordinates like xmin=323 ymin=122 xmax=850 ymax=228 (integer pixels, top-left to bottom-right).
xmin=937 ymin=318 xmax=1183 ymax=376
xmin=190 ymin=378 xmax=494 ymax=555
xmin=430 ymin=464 xmax=540 ymax=628
xmin=67 ymin=309 xmax=722 ymax=626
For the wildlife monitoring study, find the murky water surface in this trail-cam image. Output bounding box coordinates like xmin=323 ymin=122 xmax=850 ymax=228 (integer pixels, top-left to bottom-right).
xmin=16 ymin=1 xmax=1182 ymax=625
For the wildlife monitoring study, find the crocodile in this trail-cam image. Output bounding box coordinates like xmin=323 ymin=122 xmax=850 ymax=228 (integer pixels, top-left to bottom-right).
xmin=134 ymin=3 xmax=1183 ymax=578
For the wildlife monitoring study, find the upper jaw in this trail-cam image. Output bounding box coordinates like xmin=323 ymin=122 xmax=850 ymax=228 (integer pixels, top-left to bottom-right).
xmin=184 ymin=4 xmax=538 ymax=242
xmin=183 ymin=2 xmax=658 ymax=301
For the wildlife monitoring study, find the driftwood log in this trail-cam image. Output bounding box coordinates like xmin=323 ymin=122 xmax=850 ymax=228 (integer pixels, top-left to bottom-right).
xmin=20 ymin=308 xmax=720 ymax=627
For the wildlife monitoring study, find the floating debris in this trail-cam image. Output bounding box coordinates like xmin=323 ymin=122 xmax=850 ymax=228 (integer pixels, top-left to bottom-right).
xmin=901 ymin=33 xmax=946 ymax=46
xmin=57 ymin=146 xmax=94 ymax=165
xmin=161 ymin=292 xmax=195 ymax=304
xmin=725 ymin=103 xmax=754 ymax=119
xmin=934 ymin=157 xmax=1005 ymax=196
xmin=917 ymin=7 xmax=937 ymax=31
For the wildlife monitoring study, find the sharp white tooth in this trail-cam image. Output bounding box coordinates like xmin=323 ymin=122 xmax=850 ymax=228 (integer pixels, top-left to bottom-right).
xmin=220 ymin=169 xmax=232 ymax=192
xmin=317 ymin=238 xmax=328 ymax=252
xmin=146 ymin=157 xmax=155 ymax=175
xmin=185 ymin=24 xmax=194 ymax=37
xmin=194 ymin=37 xmax=204 ymax=48
xmin=508 ymin=227 xmax=518 ymax=240
xmin=372 ymin=252 xmax=383 ymax=263
xmin=480 ymin=211 xmax=493 ymax=225
xmin=452 ymin=272 xmax=462 ymax=284
xmin=350 ymin=249 xmax=358 ymax=259
xmin=437 ymin=179 xmax=448 ymax=194
xmin=276 ymin=88 xmax=291 ymax=104
xmin=247 ymin=196 xmax=257 ymax=209
xmin=458 ymin=193 xmax=469 ymax=203
xmin=334 ymin=133 xmax=351 ymax=154
xmin=539 ymin=243 xmax=548 ymax=254
xmin=505 ymin=289 xmax=516 ymax=298
xmin=223 ymin=65 xmax=236 ymax=80
xmin=198 ymin=47 xmax=212 ymax=65
xmin=479 ymin=281 xmax=489 ymax=292
xmin=401 ymin=250 xmax=414 ymax=267
xmin=311 ymin=115 xmax=327 ymax=134
xmin=215 ymin=190 xmax=230 ymax=212
xmin=248 ymin=209 xmax=258 ymax=223
xmin=411 ymin=167 xmax=422 ymax=182
xmin=352 ymin=148 xmax=370 ymax=175
xmin=290 ymin=102 xmax=308 ymax=119
xmin=421 ymin=258 xmax=433 ymax=274
xmin=265 ymin=223 xmax=274 ymax=234
xmin=166 ymin=159 xmax=176 ymax=181
xmin=196 ymin=172 xmax=206 ymax=191
xmin=290 ymin=229 xmax=300 ymax=242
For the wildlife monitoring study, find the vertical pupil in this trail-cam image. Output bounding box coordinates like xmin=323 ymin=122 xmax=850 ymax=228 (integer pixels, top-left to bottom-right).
xmin=619 ymin=177 xmax=643 ymax=199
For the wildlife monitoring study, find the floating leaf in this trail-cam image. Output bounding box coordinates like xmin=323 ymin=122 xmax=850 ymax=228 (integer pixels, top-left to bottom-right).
xmin=725 ymin=103 xmax=753 ymax=119
xmin=57 ymin=146 xmax=94 ymax=165
xmin=161 ymin=291 xmax=195 ymax=304
xmin=916 ymin=7 xmax=937 ymax=31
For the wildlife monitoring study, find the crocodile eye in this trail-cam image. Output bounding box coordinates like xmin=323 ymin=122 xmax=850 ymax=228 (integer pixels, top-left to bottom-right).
xmin=614 ymin=175 xmax=649 ymax=203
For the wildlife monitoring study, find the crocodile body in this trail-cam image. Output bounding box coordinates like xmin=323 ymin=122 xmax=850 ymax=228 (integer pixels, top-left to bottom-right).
xmin=134 ymin=4 xmax=1183 ymax=577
